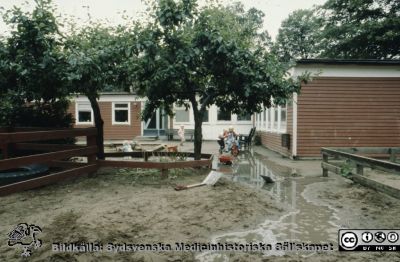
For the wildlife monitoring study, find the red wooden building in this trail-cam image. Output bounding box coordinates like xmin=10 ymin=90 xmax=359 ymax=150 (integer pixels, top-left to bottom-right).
xmin=255 ymin=59 xmax=400 ymax=158
xmin=68 ymin=93 xmax=143 ymax=140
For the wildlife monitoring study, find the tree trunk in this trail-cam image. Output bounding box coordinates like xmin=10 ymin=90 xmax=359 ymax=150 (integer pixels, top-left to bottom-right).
xmin=88 ymin=95 xmax=105 ymax=160
xmin=192 ymin=111 xmax=203 ymax=160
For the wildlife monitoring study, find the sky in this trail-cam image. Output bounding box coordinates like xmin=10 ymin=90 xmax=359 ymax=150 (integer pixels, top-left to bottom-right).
xmin=0 ymin=0 xmax=327 ymax=39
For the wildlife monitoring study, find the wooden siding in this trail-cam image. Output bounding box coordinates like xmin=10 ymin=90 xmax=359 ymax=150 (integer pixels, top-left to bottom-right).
xmin=69 ymin=101 xmax=142 ymax=140
xmin=297 ymin=77 xmax=400 ymax=157
xmin=259 ymin=104 xmax=293 ymax=157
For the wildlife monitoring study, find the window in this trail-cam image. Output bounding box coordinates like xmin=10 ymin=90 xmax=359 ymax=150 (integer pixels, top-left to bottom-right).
xmin=266 ymin=108 xmax=271 ymax=130
xmin=280 ymin=105 xmax=287 ymax=132
xmin=217 ymin=109 xmax=231 ymax=121
xmin=76 ymin=103 xmax=93 ymax=125
xmin=273 ymin=108 xmax=279 ymax=130
xmin=237 ymin=112 xmax=251 ymax=121
xmin=175 ymin=109 xmax=190 ymax=122
xmin=113 ymin=102 xmax=130 ymax=125
xmin=266 ymin=103 xmax=287 ymax=133
xmin=203 ymin=110 xmax=209 ymax=122
xmin=263 ymin=109 xmax=267 ymax=128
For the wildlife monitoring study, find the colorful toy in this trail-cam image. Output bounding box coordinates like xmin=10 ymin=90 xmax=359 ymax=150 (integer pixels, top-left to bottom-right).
xmin=219 ymin=154 xmax=234 ymax=165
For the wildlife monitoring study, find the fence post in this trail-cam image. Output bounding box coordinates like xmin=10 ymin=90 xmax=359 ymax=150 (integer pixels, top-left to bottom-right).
xmin=86 ymin=133 xmax=97 ymax=165
xmin=356 ymin=164 xmax=364 ymax=176
xmin=161 ymin=169 xmax=168 ymax=178
xmin=0 ymin=144 xmax=8 ymax=159
xmin=389 ymin=148 xmax=397 ymax=163
xmin=322 ymin=153 xmax=329 ymax=177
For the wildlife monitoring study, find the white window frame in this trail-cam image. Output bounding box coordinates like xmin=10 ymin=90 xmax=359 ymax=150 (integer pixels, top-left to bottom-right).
xmin=277 ymin=106 xmax=282 ymax=131
xmin=268 ymin=102 xmax=288 ymax=134
xmin=112 ymin=102 xmax=131 ymax=125
xmin=269 ymin=107 xmax=274 ymax=131
xmin=266 ymin=108 xmax=271 ymax=131
xmin=271 ymin=106 xmax=277 ymax=131
xmin=75 ymin=102 xmax=94 ymax=125
xmin=262 ymin=108 xmax=267 ymax=130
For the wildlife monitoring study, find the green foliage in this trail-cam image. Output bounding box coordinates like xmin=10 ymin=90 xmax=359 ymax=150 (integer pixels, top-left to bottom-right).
xmin=199 ymin=2 xmax=272 ymax=50
xmin=135 ymin=0 xmax=304 ymax=158
xmin=168 ymin=151 xmax=188 ymax=161
xmin=275 ymin=0 xmax=400 ymax=60
xmin=64 ymin=23 xmax=138 ymax=96
xmin=0 ymin=0 xmax=72 ymax=128
xmin=340 ymin=160 xmax=353 ymax=178
xmin=135 ymin=0 xmax=302 ymax=119
xmin=64 ymin=21 xmax=142 ymax=158
xmin=273 ymin=9 xmax=321 ymax=63
xmin=320 ymin=0 xmax=400 ymax=59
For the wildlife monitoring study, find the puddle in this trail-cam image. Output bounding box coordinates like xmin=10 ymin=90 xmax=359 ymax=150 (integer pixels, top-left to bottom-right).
xmin=198 ymin=151 xmax=340 ymax=261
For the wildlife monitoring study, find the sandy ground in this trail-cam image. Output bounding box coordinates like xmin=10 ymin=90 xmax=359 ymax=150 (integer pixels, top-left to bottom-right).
xmin=1 ymin=143 xmax=400 ymax=261
xmin=0 ymin=167 xmax=285 ymax=261
xmin=220 ymin=177 xmax=400 ymax=262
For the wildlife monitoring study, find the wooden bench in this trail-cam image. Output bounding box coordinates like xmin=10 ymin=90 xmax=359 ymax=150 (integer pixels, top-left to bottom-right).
xmin=166 ymin=129 xmax=194 ymax=141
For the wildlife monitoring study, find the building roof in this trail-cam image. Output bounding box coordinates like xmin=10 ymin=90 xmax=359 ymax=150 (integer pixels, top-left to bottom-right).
xmin=99 ymin=91 xmax=137 ymax=95
xmin=297 ymin=59 xmax=400 ymax=66
xmin=70 ymin=91 xmax=137 ymax=96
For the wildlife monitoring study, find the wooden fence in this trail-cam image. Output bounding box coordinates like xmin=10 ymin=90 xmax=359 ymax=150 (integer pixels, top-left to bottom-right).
xmin=0 ymin=128 xmax=98 ymax=196
xmin=321 ymin=147 xmax=400 ymax=199
xmin=101 ymin=151 xmax=213 ymax=176
xmin=0 ymin=128 xmax=213 ymax=196
xmin=321 ymin=147 xmax=400 ymax=177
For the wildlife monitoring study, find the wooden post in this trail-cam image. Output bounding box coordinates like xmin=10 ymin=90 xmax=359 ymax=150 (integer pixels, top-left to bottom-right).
xmin=86 ymin=134 xmax=97 ymax=164
xmin=86 ymin=134 xmax=97 ymax=177
xmin=389 ymin=148 xmax=397 ymax=163
xmin=161 ymin=169 xmax=168 ymax=178
xmin=356 ymin=164 xmax=364 ymax=176
xmin=7 ymin=142 xmax=16 ymax=159
xmin=322 ymin=153 xmax=329 ymax=177
xmin=0 ymin=144 xmax=8 ymax=159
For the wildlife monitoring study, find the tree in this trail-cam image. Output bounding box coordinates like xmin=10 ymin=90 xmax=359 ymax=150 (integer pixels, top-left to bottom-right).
xmin=0 ymin=0 xmax=72 ymax=128
xmin=135 ymin=0 xmax=303 ymax=160
xmin=273 ymin=9 xmax=322 ymax=63
xmin=65 ymin=23 xmax=138 ymax=159
xmin=319 ymin=0 xmax=400 ymax=59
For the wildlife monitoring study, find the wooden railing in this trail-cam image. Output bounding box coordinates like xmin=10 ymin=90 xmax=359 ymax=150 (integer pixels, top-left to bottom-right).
xmin=0 ymin=128 xmax=98 ymax=196
xmin=0 ymin=128 xmax=214 ymax=196
xmin=101 ymin=151 xmax=213 ymax=177
xmin=321 ymin=147 xmax=400 ymax=177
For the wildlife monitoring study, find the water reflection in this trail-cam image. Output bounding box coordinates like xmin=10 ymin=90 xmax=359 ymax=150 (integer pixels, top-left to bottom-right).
xmin=199 ymin=151 xmax=339 ymax=261
xmin=220 ymin=151 xmax=297 ymax=209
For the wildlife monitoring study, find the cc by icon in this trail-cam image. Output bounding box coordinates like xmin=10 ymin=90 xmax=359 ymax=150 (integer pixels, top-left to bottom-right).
xmin=341 ymin=232 xmax=358 ymax=250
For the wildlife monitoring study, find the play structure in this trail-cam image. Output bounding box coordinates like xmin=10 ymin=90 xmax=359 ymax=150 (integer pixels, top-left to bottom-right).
xmin=0 ymin=127 xmax=213 ymax=196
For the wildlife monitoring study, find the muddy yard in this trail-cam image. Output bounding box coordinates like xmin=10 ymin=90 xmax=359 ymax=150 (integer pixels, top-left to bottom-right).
xmin=0 ymin=167 xmax=284 ymax=261
xmin=1 ymin=147 xmax=400 ymax=261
